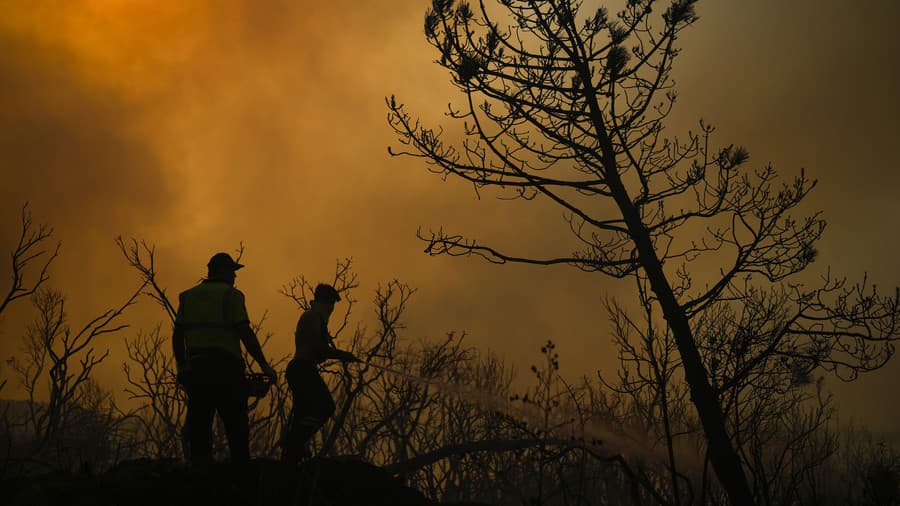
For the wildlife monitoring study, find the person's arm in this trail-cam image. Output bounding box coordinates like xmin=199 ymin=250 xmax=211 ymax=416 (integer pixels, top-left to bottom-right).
xmin=319 ymin=327 xmax=356 ymax=361
xmin=319 ymin=326 xmax=358 ymax=362
xmin=238 ymin=323 xmax=275 ymax=376
xmin=230 ymin=289 xmax=276 ymax=380
xmin=298 ymin=311 xmax=356 ymax=362
xmin=238 ymin=323 xmax=269 ymax=369
xmin=333 ymin=348 xmax=360 ymax=362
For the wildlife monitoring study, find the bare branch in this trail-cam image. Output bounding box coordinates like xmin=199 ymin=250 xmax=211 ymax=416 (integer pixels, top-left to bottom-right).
xmin=0 ymin=203 xmax=60 ymax=317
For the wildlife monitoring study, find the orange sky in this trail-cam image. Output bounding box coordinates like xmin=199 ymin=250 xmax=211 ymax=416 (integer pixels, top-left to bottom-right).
xmin=1 ymin=0 xmax=899 ymax=437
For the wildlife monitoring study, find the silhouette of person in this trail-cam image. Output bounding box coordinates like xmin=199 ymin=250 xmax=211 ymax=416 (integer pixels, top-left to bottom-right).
xmin=172 ymin=252 xmax=277 ymax=464
xmin=283 ymin=283 xmax=357 ymax=462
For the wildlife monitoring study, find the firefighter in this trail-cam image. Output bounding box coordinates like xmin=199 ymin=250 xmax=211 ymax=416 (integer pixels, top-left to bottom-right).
xmin=283 ymin=283 xmax=357 ymax=462
xmin=172 ymin=252 xmax=277 ymax=464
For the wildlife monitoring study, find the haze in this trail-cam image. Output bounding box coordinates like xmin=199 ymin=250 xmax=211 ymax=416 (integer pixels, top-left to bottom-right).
xmin=1 ymin=0 xmax=898 ymax=437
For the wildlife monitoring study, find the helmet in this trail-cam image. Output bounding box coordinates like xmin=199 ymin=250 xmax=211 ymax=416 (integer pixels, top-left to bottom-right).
xmin=207 ymin=252 xmax=244 ymax=273
xmin=314 ymin=283 xmax=341 ymax=303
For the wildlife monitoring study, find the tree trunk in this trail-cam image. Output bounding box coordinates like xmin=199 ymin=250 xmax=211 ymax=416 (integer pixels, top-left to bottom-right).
xmin=607 ymin=170 xmax=755 ymax=506
xmin=576 ymin=50 xmax=754 ymax=499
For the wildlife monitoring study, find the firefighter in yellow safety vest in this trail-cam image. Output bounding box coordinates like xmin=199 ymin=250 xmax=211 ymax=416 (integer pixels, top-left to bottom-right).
xmin=172 ymin=252 xmax=277 ymax=464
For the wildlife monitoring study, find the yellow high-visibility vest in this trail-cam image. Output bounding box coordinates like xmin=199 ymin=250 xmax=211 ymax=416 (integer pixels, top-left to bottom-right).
xmin=175 ymin=280 xmax=250 ymax=359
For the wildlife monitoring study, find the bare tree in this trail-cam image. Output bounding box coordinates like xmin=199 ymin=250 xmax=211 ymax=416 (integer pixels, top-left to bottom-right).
xmin=386 ymin=1 xmax=900 ymax=503
xmin=5 ymin=285 xmax=141 ymax=470
xmin=599 ymin=270 xmax=898 ymax=505
xmin=0 ymin=203 xmax=60 ymax=319
xmin=115 ymin=237 xmax=195 ymax=459
xmin=0 ymin=202 xmax=59 ymax=446
xmin=121 ymin=326 xmax=185 ymax=459
xmin=2 ymin=204 xmax=136 ymax=474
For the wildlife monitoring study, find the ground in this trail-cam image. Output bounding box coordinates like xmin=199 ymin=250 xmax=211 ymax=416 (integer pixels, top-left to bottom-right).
xmin=2 ymin=457 xmax=445 ymax=506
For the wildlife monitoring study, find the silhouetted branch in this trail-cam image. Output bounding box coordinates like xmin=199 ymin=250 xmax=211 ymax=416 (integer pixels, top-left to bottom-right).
xmin=0 ymin=203 xmax=60 ymax=317
xmin=6 ymin=281 xmax=142 ymax=467
xmin=121 ymin=326 xmax=185 ymax=459
xmin=115 ymin=237 xmax=177 ymax=323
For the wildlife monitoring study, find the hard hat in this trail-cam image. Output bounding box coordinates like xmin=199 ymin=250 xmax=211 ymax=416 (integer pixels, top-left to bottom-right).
xmin=207 ymin=252 xmax=245 ymax=272
xmin=314 ymin=283 xmax=341 ymax=303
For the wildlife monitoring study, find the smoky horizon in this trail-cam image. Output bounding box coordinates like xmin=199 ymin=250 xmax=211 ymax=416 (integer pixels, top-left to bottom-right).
xmin=2 ymin=0 xmax=900 ymax=445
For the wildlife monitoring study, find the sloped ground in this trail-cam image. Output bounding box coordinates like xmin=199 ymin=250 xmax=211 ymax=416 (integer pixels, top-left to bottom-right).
xmin=2 ymin=458 xmax=437 ymax=506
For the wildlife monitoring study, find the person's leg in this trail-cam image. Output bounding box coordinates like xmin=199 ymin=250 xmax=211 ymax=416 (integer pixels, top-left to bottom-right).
xmin=283 ymin=359 xmax=304 ymax=462
xmin=303 ymin=369 xmax=335 ymax=456
xmin=283 ymin=360 xmax=324 ymax=462
xmin=220 ymin=397 xmax=250 ymax=462
xmin=185 ymin=372 xmax=216 ymax=464
xmin=310 ymin=370 xmax=335 ymax=426
xmin=216 ymin=357 xmax=250 ymax=463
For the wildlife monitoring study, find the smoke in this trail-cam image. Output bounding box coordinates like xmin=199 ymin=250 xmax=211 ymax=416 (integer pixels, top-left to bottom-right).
xmin=0 ymin=29 xmax=170 ymax=239
xmin=1 ymin=0 xmax=898 ymax=438
xmin=360 ymin=360 xmax=690 ymax=468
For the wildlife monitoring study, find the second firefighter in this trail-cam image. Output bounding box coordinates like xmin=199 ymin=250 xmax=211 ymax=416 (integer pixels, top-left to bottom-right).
xmin=283 ymin=283 xmax=357 ymax=462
